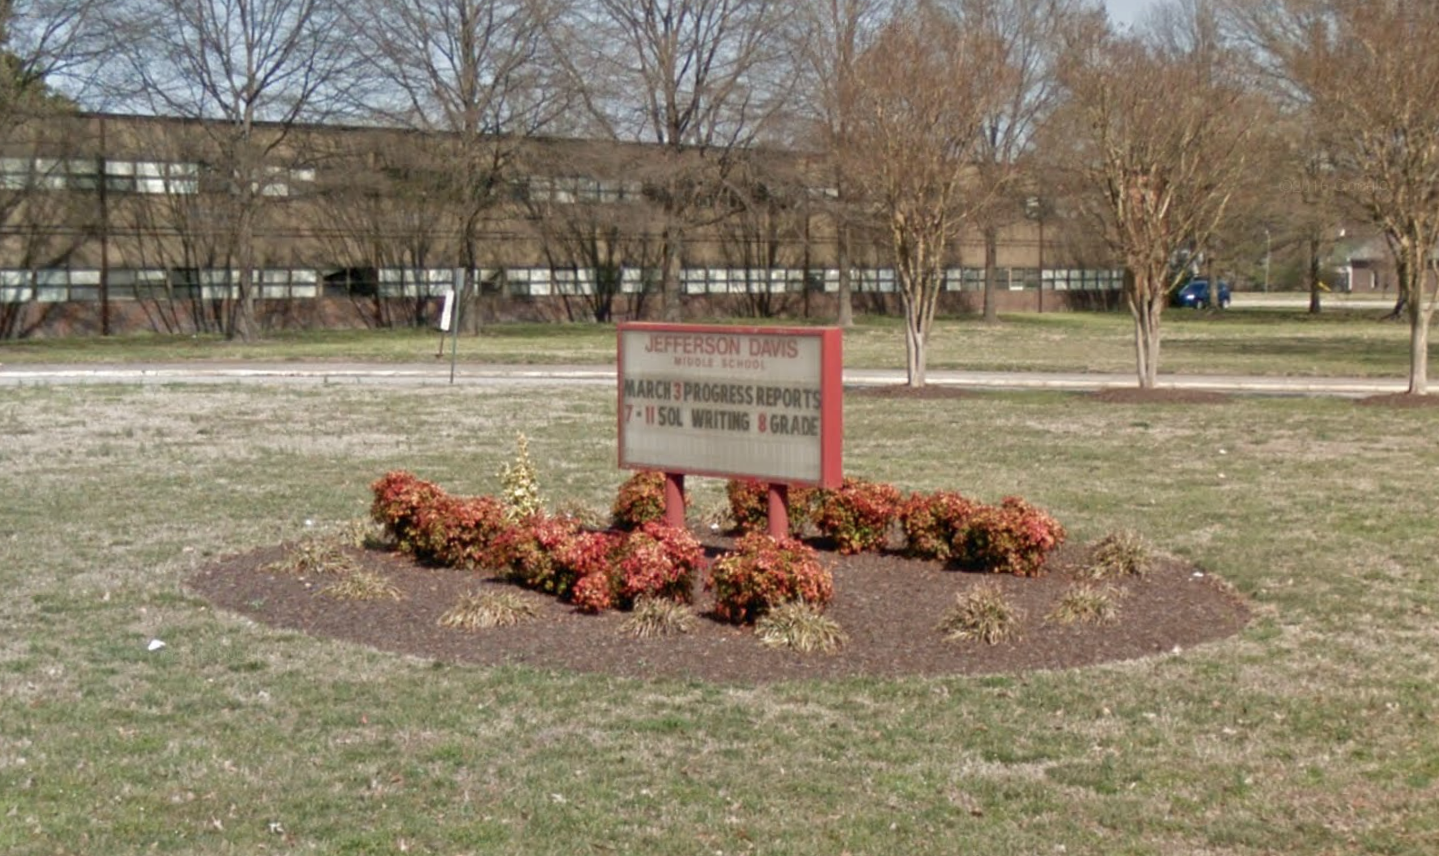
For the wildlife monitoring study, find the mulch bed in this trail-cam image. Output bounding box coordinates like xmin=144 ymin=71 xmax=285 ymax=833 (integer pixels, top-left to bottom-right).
xmin=187 ymin=536 xmax=1249 ymax=685
xmin=1356 ymin=392 xmax=1439 ymax=408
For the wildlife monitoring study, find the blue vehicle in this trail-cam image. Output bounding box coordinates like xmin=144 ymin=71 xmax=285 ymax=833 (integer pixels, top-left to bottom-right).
xmin=1172 ymin=278 xmax=1232 ymax=309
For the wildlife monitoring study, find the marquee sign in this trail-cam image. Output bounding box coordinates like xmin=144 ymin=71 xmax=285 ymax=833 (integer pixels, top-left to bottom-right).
xmin=617 ymin=323 xmax=843 ymax=487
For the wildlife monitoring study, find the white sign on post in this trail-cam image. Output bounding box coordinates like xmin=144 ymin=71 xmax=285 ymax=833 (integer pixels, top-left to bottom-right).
xmin=438 ymin=288 xmax=455 ymax=332
xmin=617 ymin=323 xmax=843 ymax=487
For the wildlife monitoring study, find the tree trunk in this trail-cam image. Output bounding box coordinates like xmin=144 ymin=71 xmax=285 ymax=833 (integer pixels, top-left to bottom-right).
xmin=836 ymin=223 xmax=854 ymax=328
xmin=905 ymin=319 xmax=926 ymax=387
xmin=661 ymin=221 xmax=683 ymax=322
xmin=1407 ymin=302 xmax=1428 ymax=395
xmin=982 ymin=226 xmax=999 ymax=324
xmin=1129 ymin=281 xmax=1162 ymax=389
xmin=234 ymin=206 xmax=257 ymax=343
xmin=1307 ymin=235 xmax=1322 ymax=315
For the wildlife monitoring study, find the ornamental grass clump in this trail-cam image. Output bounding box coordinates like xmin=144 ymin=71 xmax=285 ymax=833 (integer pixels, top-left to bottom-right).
xmin=755 ymin=600 xmax=848 ymax=653
xmin=262 ymin=535 xmax=360 ymax=576
xmin=938 ymin=582 xmax=1023 ymax=645
xmin=320 ymin=570 xmax=404 ymax=602
xmin=1047 ymin=583 xmax=1125 ymax=626
xmin=438 ymin=590 xmax=538 ymax=630
xmin=708 ymin=532 xmax=834 ymax=624
xmin=620 ymin=597 xmax=697 ymax=638
xmin=813 ymin=477 xmax=903 ymax=554
xmin=1083 ymin=530 xmax=1153 ymax=579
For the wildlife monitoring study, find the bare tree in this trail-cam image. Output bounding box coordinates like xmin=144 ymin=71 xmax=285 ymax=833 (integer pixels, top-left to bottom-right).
xmin=790 ymin=0 xmax=892 ymax=327
xmin=100 ymin=0 xmax=355 ymax=341
xmin=345 ymin=0 xmax=566 ymax=333
xmin=845 ymin=1 xmax=1010 ymax=386
xmin=1054 ymin=10 xmax=1259 ymax=387
xmin=1230 ymin=0 xmax=1439 ymax=394
xmin=953 ymin=0 xmax=1078 ymax=324
xmin=556 ymin=0 xmax=791 ymax=321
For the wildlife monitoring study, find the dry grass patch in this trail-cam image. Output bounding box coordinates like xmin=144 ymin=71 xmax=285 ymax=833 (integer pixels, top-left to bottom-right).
xmin=1082 ymin=530 xmax=1153 ymax=579
xmin=755 ymin=601 xmax=847 ymax=653
xmin=320 ymin=570 xmax=404 ymax=602
xmin=261 ymin=535 xmax=361 ymax=576
xmin=619 ymin=597 xmax=697 ymax=639
xmin=438 ymin=590 xmax=538 ymax=630
xmin=938 ymin=583 xmax=1023 ymax=645
xmin=1047 ymin=583 xmax=1125 ymax=626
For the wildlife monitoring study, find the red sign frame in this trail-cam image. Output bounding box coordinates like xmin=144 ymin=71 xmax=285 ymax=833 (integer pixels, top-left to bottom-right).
xmin=617 ymin=322 xmax=844 ymax=489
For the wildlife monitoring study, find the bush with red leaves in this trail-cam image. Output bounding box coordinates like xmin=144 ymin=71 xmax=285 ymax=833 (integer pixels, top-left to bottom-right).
xmin=951 ymin=496 xmax=1066 ymax=577
xmin=707 ymin=532 xmax=834 ymax=624
xmin=813 ymin=477 xmax=903 ymax=554
xmin=725 ymin=478 xmax=818 ymax=535
xmin=898 ymin=490 xmax=982 ymax=561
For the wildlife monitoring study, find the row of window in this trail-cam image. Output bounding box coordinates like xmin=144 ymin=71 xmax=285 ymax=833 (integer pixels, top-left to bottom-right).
xmin=522 ymin=175 xmax=645 ymax=205
xmin=0 ymin=266 xmax=1124 ymax=303
xmin=0 ymin=158 xmax=316 ymax=197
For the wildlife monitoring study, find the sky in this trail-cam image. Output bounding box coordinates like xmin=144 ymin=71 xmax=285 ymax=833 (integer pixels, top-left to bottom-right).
xmin=1104 ymin=0 xmax=1161 ymax=28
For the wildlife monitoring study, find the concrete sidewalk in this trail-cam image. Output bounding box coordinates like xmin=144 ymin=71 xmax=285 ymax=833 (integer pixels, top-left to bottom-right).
xmin=0 ymin=360 xmax=1409 ymax=397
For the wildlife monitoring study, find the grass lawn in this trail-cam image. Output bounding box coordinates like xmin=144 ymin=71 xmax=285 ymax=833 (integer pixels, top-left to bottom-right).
xmin=0 ymin=307 xmax=1429 ymax=380
xmin=2 ymin=380 xmax=1437 ymax=854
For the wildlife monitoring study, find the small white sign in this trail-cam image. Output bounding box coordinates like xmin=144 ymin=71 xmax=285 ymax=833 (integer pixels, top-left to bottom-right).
xmin=437 ymin=289 xmax=455 ymax=332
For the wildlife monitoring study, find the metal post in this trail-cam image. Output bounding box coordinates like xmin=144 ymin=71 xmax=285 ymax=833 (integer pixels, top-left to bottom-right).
xmin=663 ymin=473 xmax=686 ymax=529
xmin=766 ymin=483 xmax=790 ymax=539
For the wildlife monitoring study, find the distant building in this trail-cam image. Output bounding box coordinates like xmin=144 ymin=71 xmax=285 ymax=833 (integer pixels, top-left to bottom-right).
xmin=0 ymin=112 xmax=1123 ymax=337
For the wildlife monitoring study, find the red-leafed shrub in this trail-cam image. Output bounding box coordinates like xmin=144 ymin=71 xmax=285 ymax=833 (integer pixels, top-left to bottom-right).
xmin=707 ymin=532 xmax=834 ymax=624
xmin=417 ymin=495 xmax=510 ymax=569
xmin=489 ymin=514 xmax=584 ymax=594
xmin=571 ymin=570 xmax=617 ymax=613
xmin=370 ymin=470 xmax=444 ymax=550
xmin=952 ymin=497 xmax=1066 ymax=577
xmin=370 ymin=472 xmax=510 ymax=568
xmin=612 ymin=470 xmax=683 ymax=530
xmin=617 ymin=521 xmax=703 ymax=606
xmin=560 ymin=529 xmax=626 ymax=612
xmin=725 ymin=478 xmax=817 ymax=534
xmin=813 ymin=477 xmax=903 ymax=554
xmin=899 ymin=490 xmax=982 ymax=560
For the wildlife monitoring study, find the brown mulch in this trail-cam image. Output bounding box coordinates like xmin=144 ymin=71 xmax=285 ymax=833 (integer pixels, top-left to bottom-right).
xmin=1356 ymin=392 xmax=1439 ymax=408
xmin=187 ymin=536 xmax=1249 ymax=685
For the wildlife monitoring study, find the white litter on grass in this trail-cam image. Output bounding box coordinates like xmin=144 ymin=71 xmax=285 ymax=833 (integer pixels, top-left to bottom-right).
xmin=147 ymin=639 xmax=166 ymax=652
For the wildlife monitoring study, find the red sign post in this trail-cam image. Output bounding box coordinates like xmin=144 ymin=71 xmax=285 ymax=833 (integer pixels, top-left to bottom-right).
xmin=617 ymin=323 xmax=844 ymax=537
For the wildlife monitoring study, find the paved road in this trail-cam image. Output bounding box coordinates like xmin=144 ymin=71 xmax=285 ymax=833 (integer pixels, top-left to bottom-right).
xmin=0 ymin=360 xmax=1408 ymax=397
